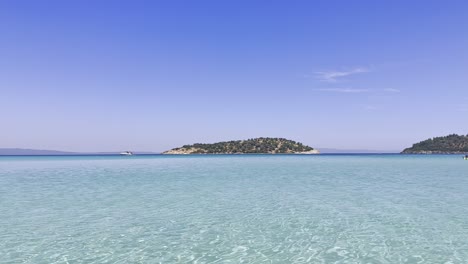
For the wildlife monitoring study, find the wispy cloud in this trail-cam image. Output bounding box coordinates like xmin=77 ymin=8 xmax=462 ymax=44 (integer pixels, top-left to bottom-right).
xmin=383 ymin=88 xmax=401 ymax=93
xmin=458 ymin=105 xmax=468 ymax=112
xmin=363 ymin=105 xmax=377 ymax=110
xmin=315 ymin=88 xmax=369 ymax=93
xmin=314 ymin=67 xmax=369 ymax=82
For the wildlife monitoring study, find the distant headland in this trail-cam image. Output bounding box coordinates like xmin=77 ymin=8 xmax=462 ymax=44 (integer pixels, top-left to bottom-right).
xmin=0 ymin=149 xmax=158 ymax=156
xmin=163 ymin=137 xmax=319 ymax=154
xmin=402 ymin=134 xmax=468 ymax=154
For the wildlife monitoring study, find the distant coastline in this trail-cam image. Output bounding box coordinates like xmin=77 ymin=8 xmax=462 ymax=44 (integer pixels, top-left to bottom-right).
xmin=7 ymin=133 xmax=468 ymax=156
xmin=317 ymin=148 xmax=398 ymax=154
xmin=0 ymin=148 xmax=77 ymax=156
xmin=0 ymin=148 xmax=158 ymax=156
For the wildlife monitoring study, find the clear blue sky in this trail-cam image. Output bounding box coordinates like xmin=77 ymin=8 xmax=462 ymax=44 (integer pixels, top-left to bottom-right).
xmin=1 ymin=0 xmax=467 ymax=152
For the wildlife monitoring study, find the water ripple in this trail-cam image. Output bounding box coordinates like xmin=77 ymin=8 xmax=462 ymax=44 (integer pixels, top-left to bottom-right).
xmin=0 ymin=155 xmax=468 ymax=263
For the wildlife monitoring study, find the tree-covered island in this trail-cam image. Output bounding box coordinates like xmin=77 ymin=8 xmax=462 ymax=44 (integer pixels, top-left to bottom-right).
xmin=402 ymin=134 xmax=468 ymax=154
xmin=163 ymin=137 xmax=319 ymax=154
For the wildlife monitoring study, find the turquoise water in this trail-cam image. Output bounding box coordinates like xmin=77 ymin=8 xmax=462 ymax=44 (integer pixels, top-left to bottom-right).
xmin=1 ymin=155 xmax=468 ymax=263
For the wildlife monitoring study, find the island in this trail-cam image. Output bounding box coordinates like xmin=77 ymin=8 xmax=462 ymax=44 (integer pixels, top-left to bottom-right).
xmin=163 ymin=137 xmax=319 ymax=154
xmin=402 ymin=134 xmax=468 ymax=154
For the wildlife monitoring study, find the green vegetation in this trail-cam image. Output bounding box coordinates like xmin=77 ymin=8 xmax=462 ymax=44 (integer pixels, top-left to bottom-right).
xmin=164 ymin=137 xmax=316 ymax=154
xmin=402 ymin=134 xmax=468 ymax=154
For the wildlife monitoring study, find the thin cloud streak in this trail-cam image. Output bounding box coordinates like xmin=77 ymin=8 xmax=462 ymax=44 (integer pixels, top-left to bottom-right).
xmin=458 ymin=105 xmax=468 ymax=112
xmin=363 ymin=105 xmax=377 ymax=110
xmin=315 ymin=88 xmax=370 ymax=93
xmin=383 ymin=88 xmax=401 ymax=93
xmin=315 ymin=67 xmax=369 ymax=82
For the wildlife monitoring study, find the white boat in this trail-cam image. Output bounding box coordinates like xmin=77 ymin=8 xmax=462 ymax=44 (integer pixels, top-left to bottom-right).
xmin=120 ymin=151 xmax=134 ymax=156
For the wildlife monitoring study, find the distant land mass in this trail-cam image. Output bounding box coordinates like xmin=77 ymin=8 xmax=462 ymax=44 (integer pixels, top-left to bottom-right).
xmin=402 ymin=134 xmax=468 ymax=154
xmin=0 ymin=148 xmax=157 ymax=156
xmin=318 ymin=148 xmax=398 ymax=154
xmin=0 ymin=148 xmax=77 ymax=155
xmin=163 ymin=138 xmax=319 ymax=154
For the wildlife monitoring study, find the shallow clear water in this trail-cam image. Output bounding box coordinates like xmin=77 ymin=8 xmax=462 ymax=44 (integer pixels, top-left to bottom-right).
xmin=1 ymin=155 xmax=468 ymax=263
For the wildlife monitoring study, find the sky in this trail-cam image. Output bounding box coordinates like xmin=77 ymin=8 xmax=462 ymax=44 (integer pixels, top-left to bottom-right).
xmin=1 ymin=0 xmax=468 ymax=152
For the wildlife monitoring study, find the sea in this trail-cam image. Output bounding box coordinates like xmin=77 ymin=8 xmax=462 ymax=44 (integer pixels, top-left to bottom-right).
xmin=1 ymin=154 xmax=467 ymax=263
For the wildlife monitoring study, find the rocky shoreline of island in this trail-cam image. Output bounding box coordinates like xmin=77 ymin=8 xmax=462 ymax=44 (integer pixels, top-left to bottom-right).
xmin=402 ymin=150 xmax=468 ymax=154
